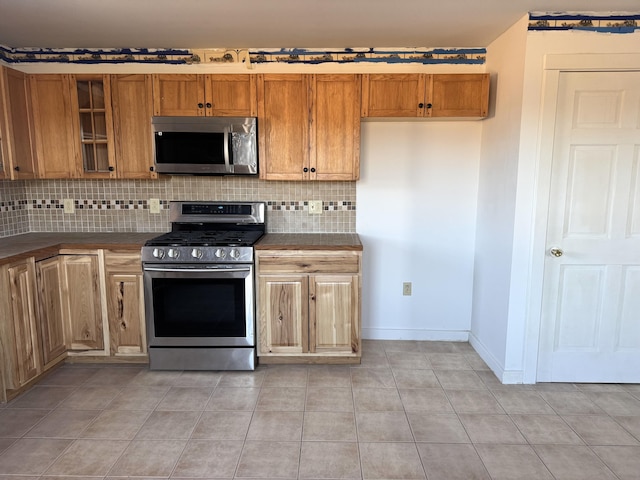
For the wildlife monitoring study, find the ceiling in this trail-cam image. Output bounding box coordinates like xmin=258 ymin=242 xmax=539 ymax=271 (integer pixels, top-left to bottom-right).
xmin=0 ymin=0 xmax=638 ymax=50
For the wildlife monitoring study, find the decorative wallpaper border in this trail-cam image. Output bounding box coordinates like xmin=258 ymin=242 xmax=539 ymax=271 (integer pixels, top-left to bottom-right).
xmin=0 ymin=45 xmax=486 ymax=66
xmin=529 ymin=12 xmax=640 ymax=32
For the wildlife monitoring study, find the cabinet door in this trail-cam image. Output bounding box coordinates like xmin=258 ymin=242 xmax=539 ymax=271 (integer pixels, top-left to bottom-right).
xmin=0 ymin=67 xmax=37 ymax=179
xmin=258 ymin=274 xmax=308 ymax=354
xmin=311 ymin=74 xmax=361 ymax=180
xmin=207 ymin=74 xmax=257 ymax=117
xmin=111 ymin=74 xmax=156 ymax=179
xmin=257 ymin=74 xmax=310 ymax=180
xmin=35 ymin=257 xmax=67 ymax=366
xmin=153 ymin=74 xmax=206 ymax=116
xmin=361 ymin=74 xmax=427 ymax=117
xmin=8 ymin=259 xmax=41 ymax=385
xmin=104 ymin=252 xmax=146 ymax=355
xmin=29 ymin=74 xmax=78 ymax=178
xmin=431 ymin=74 xmax=489 ymax=118
xmin=62 ymin=255 xmax=104 ymax=351
xmin=310 ymin=274 xmax=359 ymax=354
xmin=70 ymin=75 xmax=116 ymax=178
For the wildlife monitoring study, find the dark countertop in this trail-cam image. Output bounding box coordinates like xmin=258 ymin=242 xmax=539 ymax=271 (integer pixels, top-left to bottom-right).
xmin=0 ymin=232 xmax=157 ymax=265
xmin=255 ymin=233 xmax=362 ymax=251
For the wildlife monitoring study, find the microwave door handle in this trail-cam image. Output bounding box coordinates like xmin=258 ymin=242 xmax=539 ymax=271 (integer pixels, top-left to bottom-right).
xmin=223 ymin=127 xmax=231 ymax=173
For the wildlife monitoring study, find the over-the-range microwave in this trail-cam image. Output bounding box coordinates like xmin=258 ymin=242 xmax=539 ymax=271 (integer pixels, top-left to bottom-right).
xmin=152 ymin=116 xmax=258 ymax=175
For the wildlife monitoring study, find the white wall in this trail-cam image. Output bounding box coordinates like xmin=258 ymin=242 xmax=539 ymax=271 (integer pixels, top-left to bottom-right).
xmin=357 ymin=121 xmax=482 ymax=340
xmin=473 ymin=20 xmax=640 ymax=384
xmin=470 ymin=15 xmax=528 ymax=381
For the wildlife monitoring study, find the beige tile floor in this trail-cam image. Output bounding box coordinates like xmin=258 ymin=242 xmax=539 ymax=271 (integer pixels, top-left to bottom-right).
xmin=1 ymin=340 xmax=640 ymax=479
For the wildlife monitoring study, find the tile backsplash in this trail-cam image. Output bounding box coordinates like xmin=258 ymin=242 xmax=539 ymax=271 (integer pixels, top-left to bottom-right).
xmin=1 ymin=177 xmax=356 ymax=237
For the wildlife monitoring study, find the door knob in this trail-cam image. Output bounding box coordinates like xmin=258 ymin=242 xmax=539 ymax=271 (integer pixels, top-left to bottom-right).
xmin=550 ymin=248 xmax=563 ymax=257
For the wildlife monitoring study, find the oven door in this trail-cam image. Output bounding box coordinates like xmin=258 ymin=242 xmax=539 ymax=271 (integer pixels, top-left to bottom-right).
xmin=143 ymin=263 xmax=254 ymax=347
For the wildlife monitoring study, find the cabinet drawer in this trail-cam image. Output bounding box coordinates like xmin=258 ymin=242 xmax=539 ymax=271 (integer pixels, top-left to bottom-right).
xmin=257 ymin=251 xmax=360 ymax=274
xmin=104 ymin=251 xmax=142 ymax=273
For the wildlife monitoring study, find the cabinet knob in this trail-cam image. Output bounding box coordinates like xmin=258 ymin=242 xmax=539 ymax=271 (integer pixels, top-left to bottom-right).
xmin=310 ymin=168 xmax=316 ymax=173
xmin=108 ymin=166 xmax=114 ymax=172
xmin=14 ymin=166 xmax=20 ymax=171
xmin=197 ymin=102 xmax=204 ymax=108
xmin=206 ymin=102 xmax=212 ymax=108
xmin=418 ymin=103 xmax=424 ymax=108
xmin=149 ymin=166 xmax=155 ymax=172
xmin=426 ymin=103 xmax=433 ymax=109
xmin=303 ymin=167 xmax=309 ymax=173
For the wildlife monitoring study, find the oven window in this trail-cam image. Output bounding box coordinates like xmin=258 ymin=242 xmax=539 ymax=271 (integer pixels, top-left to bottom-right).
xmin=152 ymin=277 xmax=246 ymax=337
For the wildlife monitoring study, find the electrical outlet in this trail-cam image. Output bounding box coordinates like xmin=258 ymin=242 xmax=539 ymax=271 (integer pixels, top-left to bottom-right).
xmin=403 ymin=282 xmax=412 ymax=296
xmin=63 ymin=198 xmax=75 ymax=214
xmin=149 ymin=198 xmax=161 ymax=214
xmin=308 ymin=200 xmax=323 ymax=215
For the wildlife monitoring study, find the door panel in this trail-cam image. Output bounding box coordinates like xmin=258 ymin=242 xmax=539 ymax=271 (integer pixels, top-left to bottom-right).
xmin=539 ymin=71 xmax=640 ymax=382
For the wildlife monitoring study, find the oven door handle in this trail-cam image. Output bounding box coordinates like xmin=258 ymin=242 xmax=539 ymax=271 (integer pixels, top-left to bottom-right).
xmin=144 ymin=266 xmax=252 ymax=273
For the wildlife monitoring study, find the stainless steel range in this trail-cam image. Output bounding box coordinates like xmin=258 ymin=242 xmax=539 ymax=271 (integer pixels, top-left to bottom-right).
xmin=142 ymin=201 xmax=265 ymax=371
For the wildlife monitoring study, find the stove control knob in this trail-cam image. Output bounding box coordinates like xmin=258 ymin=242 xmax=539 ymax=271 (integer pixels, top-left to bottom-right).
xmin=152 ymin=248 xmax=165 ymax=259
xmin=214 ymin=248 xmax=226 ymax=259
xmin=168 ymin=248 xmax=180 ymax=259
xmin=191 ymin=248 xmax=203 ymax=259
xmin=229 ymin=249 xmax=240 ymax=259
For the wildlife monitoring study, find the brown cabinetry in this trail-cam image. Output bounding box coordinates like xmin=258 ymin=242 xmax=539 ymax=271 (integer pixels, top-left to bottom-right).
xmin=0 ymin=67 xmax=37 ymax=179
xmin=60 ymin=254 xmax=104 ymax=351
xmin=361 ymin=73 xmax=489 ymax=118
xmin=29 ymin=73 xmax=155 ymax=179
xmin=258 ymin=74 xmax=360 ymax=181
xmin=0 ymin=258 xmax=42 ymax=399
xmin=35 ymin=256 xmax=67 ymax=367
xmin=103 ymin=251 xmax=146 ymax=356
xmin=256 ymin=250 xmax=361 ymax=363
xmin=152 ymin=74 xmax=257 ymax=117
xmin=111 ymin=74 xmax=156 ymax=179
xmin=29 ymin=74 xmax=77 ymax=178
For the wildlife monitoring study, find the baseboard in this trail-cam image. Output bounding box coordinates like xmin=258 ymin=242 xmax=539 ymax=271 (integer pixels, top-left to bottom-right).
xmin=362 ymin=328 xmax=469 ymax=342
xmin=468 ymin=332 xmax=526 ymax=384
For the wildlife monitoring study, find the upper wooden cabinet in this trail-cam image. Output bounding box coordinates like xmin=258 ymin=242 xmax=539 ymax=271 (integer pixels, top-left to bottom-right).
xmin=30 ymin=74 xmax=78 ymax=178
xmin=361 ymin=73 xmax=489 ymax=118
xmin=29 ymin=73 xmax=155 ymax=179
xmin=258 ymin=74 xmax=361 ymax=181
xmin=0 ymin=67 xmax=37 ymax=180
xmin=111 ymin=74 xmax=156 ymax=179
xmin=69 ymin=74 xmax=116 ymax=178
xmin=152 ymin=74 xmax=257 ymax=117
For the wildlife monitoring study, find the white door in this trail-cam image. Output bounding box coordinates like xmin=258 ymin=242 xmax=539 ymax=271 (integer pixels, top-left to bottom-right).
xmin=538 ymin=71 xmax=640 ymax=383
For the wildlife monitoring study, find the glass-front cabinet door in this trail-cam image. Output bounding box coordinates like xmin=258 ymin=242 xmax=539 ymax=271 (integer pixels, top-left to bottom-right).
xmin=70 ymin=75 xmax=116 ymax=178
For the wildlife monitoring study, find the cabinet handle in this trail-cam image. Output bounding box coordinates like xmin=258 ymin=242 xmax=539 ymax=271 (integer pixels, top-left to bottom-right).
xmin=303 ymin=167 xmax=309 ymax=173
xmin=418 ymin=103 xmax=424 ymax=108
xmin=197 ymin=102 xmax=204 ymax=108
xmin=310 ymin=168 xmax=316 ymax=173
xmin=206 ymin=102 xmax=212 ymax=108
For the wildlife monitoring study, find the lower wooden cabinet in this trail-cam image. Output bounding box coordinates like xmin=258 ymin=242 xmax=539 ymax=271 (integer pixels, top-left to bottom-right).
xmin=0 ymin=258 xmax=42 ymax=393
xmin=60 ymin=253 xmax=104 ymax=351
xmin=35 ymin=256 xmax=67 ymax=367
xmin=103 ymin=250 xmax=146 ymax=356
xmin=256 ymin=250 xmax=361 ymax=363
xmin=0 ymin=249 xmax=147 ymax=402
